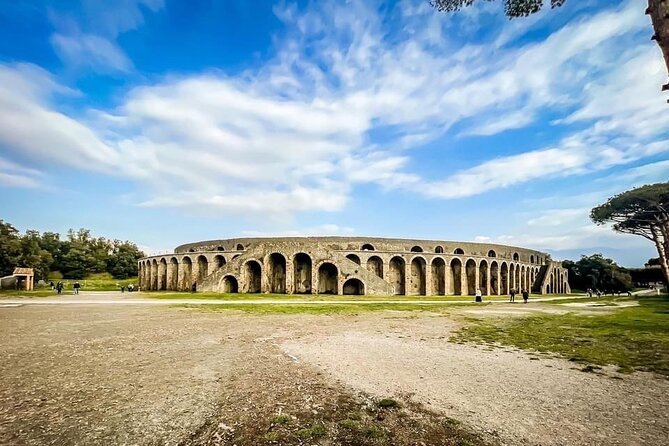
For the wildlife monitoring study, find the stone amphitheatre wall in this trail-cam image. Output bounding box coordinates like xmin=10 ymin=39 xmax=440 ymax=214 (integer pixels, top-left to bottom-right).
xmin=138 ymin=237 xmax=570 ymax=296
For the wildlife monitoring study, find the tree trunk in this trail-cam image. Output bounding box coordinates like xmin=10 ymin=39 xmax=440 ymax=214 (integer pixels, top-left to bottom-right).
xmin=648 ymin=0 xmax=669 ymax=94
xmin=651 ymin=224 xmax=669 ymax=287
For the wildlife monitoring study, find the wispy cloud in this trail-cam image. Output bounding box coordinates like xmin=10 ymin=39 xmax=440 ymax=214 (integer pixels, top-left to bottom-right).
xmin=0 ymin=0 xmax=664 ymax=219
xmin=0 ymin=157 xmax=42 ymax=188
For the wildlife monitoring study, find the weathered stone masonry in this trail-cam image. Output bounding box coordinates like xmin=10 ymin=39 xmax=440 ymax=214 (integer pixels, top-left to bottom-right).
xmin=138 ymin=237 xmax=570 ymax=296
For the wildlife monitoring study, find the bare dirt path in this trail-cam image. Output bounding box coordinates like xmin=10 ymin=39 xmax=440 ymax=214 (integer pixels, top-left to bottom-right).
xmin=283 ymin=311 xmax=669 ymax=446
xmin=1 ymin=303 xmax=667 ymax=446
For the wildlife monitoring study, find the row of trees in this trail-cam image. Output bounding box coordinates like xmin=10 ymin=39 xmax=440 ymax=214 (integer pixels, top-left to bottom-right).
xmin=562 ymin=254 xmax=667 ymax=292
xmin=0 ymin=220 xmax=144 ymax=280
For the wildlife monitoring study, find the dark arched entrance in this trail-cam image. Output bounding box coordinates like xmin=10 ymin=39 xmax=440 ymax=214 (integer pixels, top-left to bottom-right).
xmin=343 ymin=278 xmax=364 ymax=295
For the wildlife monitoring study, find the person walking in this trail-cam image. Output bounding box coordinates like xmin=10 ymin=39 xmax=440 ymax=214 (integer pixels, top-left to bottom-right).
xmin=475 ymin=288 xmax=482 ymax=302
xmin=509 ymin=288 xmax=516 ymax=303
xmin=522 ymin=288 xmax=529 ymax=304
xmin=73 ymin=281 xmax=80 ymax=295
xmin=121 ymin=285 xmax=126 ymax=293
xmin=191 ymin=282 xmax=197 ymax=293
xmin=56 ymin=281 xmax=63 ymax=295
xmin=50 ymin=281 xmax=55 ymax=291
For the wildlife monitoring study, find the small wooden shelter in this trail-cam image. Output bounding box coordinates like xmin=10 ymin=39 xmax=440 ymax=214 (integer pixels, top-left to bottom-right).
xmin=12 ymin=267 xmax=34 ymax=291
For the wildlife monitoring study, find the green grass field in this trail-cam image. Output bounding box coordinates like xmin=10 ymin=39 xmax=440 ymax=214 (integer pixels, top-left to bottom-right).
xmin=0 ymin=273 xmax=139 ymax=295
xmin=452 ymin=295 xmax=669 ymax=375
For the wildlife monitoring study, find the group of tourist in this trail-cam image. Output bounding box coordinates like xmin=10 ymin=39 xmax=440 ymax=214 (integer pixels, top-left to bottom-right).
xmin=473 ymin=287 xmax=529 ymax=303
xmin=50 ymin=280 xmax=81 ymax=294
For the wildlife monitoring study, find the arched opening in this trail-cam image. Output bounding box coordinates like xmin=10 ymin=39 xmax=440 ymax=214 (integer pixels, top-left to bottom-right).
xmin=454 ymin=248 xmax=464 ymax=255
xmin=509 ymin=263 xmax=515 ymax=292
xmin=516 ymin=264 xmax=521 ymax=291
xmin=530 ymin=255 xmax=534 ymax=264
xmin=487 ymin=250 xmax=496 ymax=258
xmin=196 ymin=255 xmax=208 ymax=284
xmin=465 ymin=259 xmax=477 ymax=295
xmin=214 ymin=255 xmax=226 ymax=269
xmin=346 ymin=254 xmax=361 ymax=265
xmin=361 ymin=243 xmax=375 ymax=251
xmin=222 ymin=275 xmax=238 ymax=293
xmin=520 ymin=265 xmax=526 ymax=291
xmin=318 ymin=263 xmax=338 ymax=294
xmin=479 ymin=259 xmax=489 ymax=295
xmin=151 ymin=260 xmax=158 ymax=290
xmin=410 ymin=245 xmax=423 ymax=253
xmin=490 ymin=261 xmax=499 ymax=295
xmin=410 ymin=257 xmax=427 ymax=295
xmin=232 ymin=254 xmax=241 ymax=260
xmin=158 ymin=258 xmax=167 ymax=290
xmin=216 ymin=246 xmax=225 ymax=251
xmin=450 ymin=258 xmax=462 ymax=295
xmin=366 ymin=256 xmax=383 ymax=278
xmin=435 ymin=246 xmax=444 ymax=253
xmin=181 ymin=257 xmax=192 ymax=291
xmin=431 ymin=258 xmax=446 ymax=296
xmin=388 ymin=256 xmax=406 ymax=295
xmin=188 ymin=248 xmax=195 ymax=253
xmin=293 ymin=253 xmax=312 ymax=294
xmin=513 ymin=252 xmax=520 ymax=261
xmin=244 ymin=260 xmax=262 ymax=293
xmin=168 ymin=257 xmax=179 ymax=290
xmin=268 ymin=253 xmax=287 ymax=294
xmin=236 ymin=244 xmax=244 ymax=251
xmin=500 ymin=262 xmax=508 ymax=295
xmin=343 ymin=278 xmax=364 ymax=295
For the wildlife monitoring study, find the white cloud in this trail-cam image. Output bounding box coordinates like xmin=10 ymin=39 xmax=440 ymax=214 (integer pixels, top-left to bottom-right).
xmin=0 ymin=157 xmax=42 ymax=188
xmin=50 ymin=33 xmax=133 ymax=73
xmin=0 ymin=0 xmax=665 ymax=219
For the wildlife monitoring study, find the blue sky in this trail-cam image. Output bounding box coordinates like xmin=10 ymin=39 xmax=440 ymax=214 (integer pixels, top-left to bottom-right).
xmin=0 ymin=0 xmax=667 ymax=267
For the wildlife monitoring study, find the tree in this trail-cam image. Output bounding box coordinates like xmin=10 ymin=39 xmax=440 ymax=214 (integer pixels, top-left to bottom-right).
xmin=107 ymin=241 xmax=144 ymax=279
xmin=431 ymin=0 xmax=669 ymax=96
xmin=0 ymin=220 xmax=22 ymax=277
xmin=562 ymin=254 xmax=632 ymax=292
xmin=591 ymin=182 xmax=669 ymax=285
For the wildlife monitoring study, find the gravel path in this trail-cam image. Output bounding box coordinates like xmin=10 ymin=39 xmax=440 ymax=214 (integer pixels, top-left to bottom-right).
xmin=282 ymin=313 xmax=669 ymax=446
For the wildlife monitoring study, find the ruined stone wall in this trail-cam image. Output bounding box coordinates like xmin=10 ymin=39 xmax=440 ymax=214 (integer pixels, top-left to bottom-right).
xmin=139 ymin=237 xmax=569 ymax=296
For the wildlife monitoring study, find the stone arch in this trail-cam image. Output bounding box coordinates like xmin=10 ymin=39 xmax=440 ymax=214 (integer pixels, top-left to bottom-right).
xmin=343 ymin=278 xmax=364 ymax=295
xmin=346 ymin=253 xmax=361 ymax=265
xmin=388 ymin=256 xmax=406 ymax=295
xmin=450 ymin=258 xmax=463 ymax=295
xmin=216 ymin=246 xmax=225 ymax=251
xmin=293 ymin=253 xmax=312 ymax=294
xmin=465 ymin=259 xmax=477 ymax=295
xmin=366 ymin=255 xmax=383 ymax=279
xmin=487 ymin=250 xmax=496 ymax=258
xmin=409 ymin=257 xmax=427 ymax=295
xmin=410 ymin=245 xmax=423 ymax=253
xmin=318 ymin=262 xmax=338 ymax=294
xmin=236 ymin=244 xmax=244 ymax=251
xmin=515 ymin=264 xmax=521 ymax=291
xmin=244 ymin=260 xmax=262 ymax=293
xmin=431 ymin=257 xmax=446 ymax=296
xmin=180 ymin=256 xmax=193 ymax=291
xmin=168 ymin=257 xmax=178 ymax=290
xmin=268 ymin=253 xmax=287 ymax=294
xmin=232 ymin=254 xmax=241 ymax=260
xmin=500 ymin=262 xmax=508 ymax=295
xmin=361 ymin=243 xmax=375 ymax=251
xmin=490 ymin=261 xmax=499 ymax=295
xmin=214 ymin=255 xmax=226 ymax=268
xmin=196 ymin=255 xmax=208 ymax=284
xmin=520 ymin=265 xmax=526 ymax=291
xmin=513 ymin=252 xmax=520 ymax=261
xmin=222 ymin=275 xmax=238 ymax=293
xmin=530 ymin=255 xmax=535 ymax=264
xmin=188 ymin=248 xmax=195 ymax=253
xmin=479 ymin=259 xmax=489 ymax=295
xmin=151 ymin=259 xmax=158 ymax=291
xmin=435 ymin=245 xmax=444 ymax=253
xmin=454 ymin=248 xmax=465 ymax=255
xmin=158 ymin=258 xmax=167 ymax=290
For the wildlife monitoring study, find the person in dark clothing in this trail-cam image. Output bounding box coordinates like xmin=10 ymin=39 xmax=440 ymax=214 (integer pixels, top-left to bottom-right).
xmin=50 ymin=281 xmax=55 ymax=291
xmin=522 ymin=289 xmax=529 ymax=303
xmin=191 ymin=282 xmax=197 ymax=293
xmin=121 ymin=285 xmax=125 ymax=293
xmin=509 ymin=288 xmax=516 ymax=303
xmin=73 ymin=281 xmax=80 ymax=294
xmin=56 ymin=281 xmax=63 ymax=295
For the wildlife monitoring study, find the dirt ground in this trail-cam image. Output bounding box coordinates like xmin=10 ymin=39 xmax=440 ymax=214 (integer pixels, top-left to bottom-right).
xmin=1 ymin=303 xmax=668 ymax=446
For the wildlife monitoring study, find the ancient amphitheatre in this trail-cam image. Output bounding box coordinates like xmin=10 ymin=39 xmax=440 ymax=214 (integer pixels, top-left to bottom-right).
xmin=138 ymin=237 xmax=570 ymax=296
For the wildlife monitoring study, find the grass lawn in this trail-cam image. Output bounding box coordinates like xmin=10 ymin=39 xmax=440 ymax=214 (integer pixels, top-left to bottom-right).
xmin=149 ymin=291 xmax=581 ymax=302
xmin=176 ymin=302 xmax=472 ymax=315
xmin=451 ymin=295 xmax=669 ymax=375
xmin=0 ymin=273 xmax=138 ymax=295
